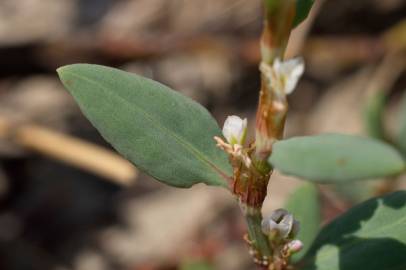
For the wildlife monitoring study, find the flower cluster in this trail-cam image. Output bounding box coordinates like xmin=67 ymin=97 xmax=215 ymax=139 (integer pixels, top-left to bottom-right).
xmin=262 ymin=208 xmax=303 ymax=257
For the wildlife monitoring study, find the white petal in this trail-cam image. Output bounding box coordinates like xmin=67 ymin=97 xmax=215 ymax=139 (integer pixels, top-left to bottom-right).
xmin=283 ymin=58 xmax=304 ymax=94
xmin=222 ymin=115 xmax=247 ymax=145
xmin=279 ymin=213 xmax=294 ymax=238
xmin=262 ymin=219 xmax=277 ymax=234
xmin=273 ymin=58 xmax=283 ymax=74
xmin=277 ymin=58 xmax=302 ymax=75
xmin=261 ymin=58 xmax=305 ymax=95
xmin=270 ymin=208 xmax=289 ymax=222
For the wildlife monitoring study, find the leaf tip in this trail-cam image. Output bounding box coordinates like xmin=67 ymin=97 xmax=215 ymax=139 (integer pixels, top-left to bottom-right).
xmin=57 ymin=64 xmax=89 ymax=90
xmin=56 ymin=65 xmax=75 ymax=87
xmin=56 ymin=64 xmax=74 ymax=77
xmin=56 ymin=65 xmax=66 ymax=75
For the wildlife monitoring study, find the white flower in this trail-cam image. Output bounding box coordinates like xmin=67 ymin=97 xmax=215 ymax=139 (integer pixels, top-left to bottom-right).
xmin=262 ymin=208 xmax=300 ymax=239
xmin=260 ymin=57 xmax=304 ymax=95
xmin=222 ymin=115 xmax=247 ymax=145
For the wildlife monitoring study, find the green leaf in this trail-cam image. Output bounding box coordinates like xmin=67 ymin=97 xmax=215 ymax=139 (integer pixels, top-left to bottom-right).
xmin=301 ymin=191 xmax=406 ymax=270
xmin=333 ymin=180 xmax=376 ymax=204
xmin=269 ymin=134 xmax=405 ymax=183
xmin=264 ymin=0 xmax=314 ymax=28
xmin=396 ymin=90 xmax=406 ymax=156
xmin=293 ymin=0 xmax=314 ymax=27
xmin=363 ymin=91 xmax=387 ymax=141
xmin=57 ymin=64 xmax=232 ymax=188
xmin=285 ymin=183 xmax=320 ymax=262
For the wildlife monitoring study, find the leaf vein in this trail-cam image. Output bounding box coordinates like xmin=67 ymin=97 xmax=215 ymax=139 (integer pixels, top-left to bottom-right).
xmin=65 ymin=70 xmax=230 ymax=183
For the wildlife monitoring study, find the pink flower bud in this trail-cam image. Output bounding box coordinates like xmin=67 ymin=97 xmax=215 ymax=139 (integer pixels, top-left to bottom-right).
xmin=287 ymin=240 xmax=303 ymax=253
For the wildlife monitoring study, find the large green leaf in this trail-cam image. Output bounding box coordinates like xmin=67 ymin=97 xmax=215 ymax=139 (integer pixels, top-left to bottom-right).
xmin=285 ymin=183 xmax=320 ymax=262
xmin=57 ymin=64 xmax=232 ymax=188
xmin=301 ymin=191 xmax=406 ymax=270
xmin=396 ymin=90 xmax=406 ymax=156
xmin=269 ymin=134 xmax=405 ymax=183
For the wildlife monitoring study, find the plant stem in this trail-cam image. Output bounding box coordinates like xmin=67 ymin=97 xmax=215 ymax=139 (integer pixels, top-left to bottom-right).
xmin=261 ymin=0 xmax=295 ymax=64
xmin=239 ymin=1 xmax=297 ymax=268
xmin=244 ymin=206 xmax=272 ymax=257
xmin=255 ymin=0 xmax=294 ymax=161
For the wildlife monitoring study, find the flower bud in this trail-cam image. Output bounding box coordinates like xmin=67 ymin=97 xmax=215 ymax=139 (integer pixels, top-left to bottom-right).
xmin=222 ymin=115 xmax=247 ymax=145
xmin=261 ymin=208 xmax=300 ymax=239
xmin=286 ymin=240 xmax=303 ymax=254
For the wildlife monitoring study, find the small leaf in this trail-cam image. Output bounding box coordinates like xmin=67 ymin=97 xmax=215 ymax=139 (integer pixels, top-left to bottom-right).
xmin=57 ymin=64 xmax=232 ymax=188
xmin=264 ymin=0 xmax=314 ymax=28
xmin=269 ymin=134 xmax=405 ymax=183
xmin=285 ymin=183 xmax=320 ymax=262
xmin=301 ymin=191 xmax=406 ymax=270
xmin=293 ymin=0 xmax=314 ymax=27
xmin=363 ymin=91 xmax=387 ymax=140
xmin=396 ymin=90 xmax=406 ymax=156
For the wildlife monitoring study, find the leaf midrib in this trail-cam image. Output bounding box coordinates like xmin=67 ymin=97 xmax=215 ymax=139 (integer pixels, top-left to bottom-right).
xmin=64 ymin=70 xmax=230 ymax=183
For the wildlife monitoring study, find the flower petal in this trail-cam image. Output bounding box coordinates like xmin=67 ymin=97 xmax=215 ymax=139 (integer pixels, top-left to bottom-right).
xmin=222 ymin=115 xmax=247 ymax=145
xmin=282 ymin=58 xmax=304 ymax=95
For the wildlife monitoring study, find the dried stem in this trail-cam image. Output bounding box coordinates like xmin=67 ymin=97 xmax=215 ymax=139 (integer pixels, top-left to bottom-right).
xmin=0 ymin=116 xmax=137 ymax=186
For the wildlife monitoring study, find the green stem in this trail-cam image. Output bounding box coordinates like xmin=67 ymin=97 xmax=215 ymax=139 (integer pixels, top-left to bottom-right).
xmin=261 ymin=0 xmax=295 ymax=64
xmin=245 ymin=207 xmax=272 ymax=257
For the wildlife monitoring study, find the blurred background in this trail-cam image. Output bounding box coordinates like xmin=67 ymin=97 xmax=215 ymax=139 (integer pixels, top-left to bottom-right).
xmin=0 ymin=0 xmax=406 ymax=269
